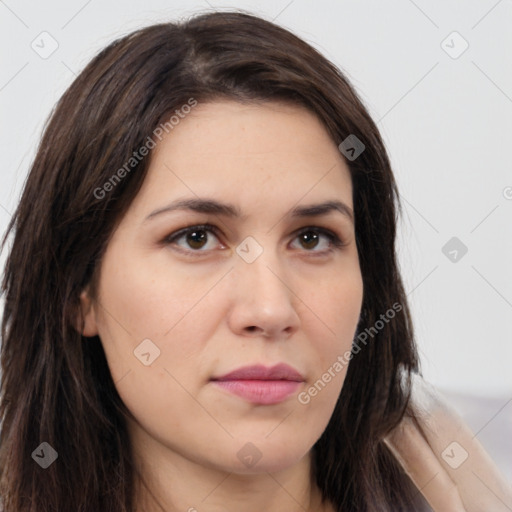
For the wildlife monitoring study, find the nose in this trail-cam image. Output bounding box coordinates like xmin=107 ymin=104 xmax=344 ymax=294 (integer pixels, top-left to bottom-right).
xmin=226 ymin=249 xmax=301 ymax=340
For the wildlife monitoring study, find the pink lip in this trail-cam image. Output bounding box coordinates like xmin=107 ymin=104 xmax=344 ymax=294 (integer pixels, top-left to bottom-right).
xmin=211 ymin=364 xmax=304 ymax=405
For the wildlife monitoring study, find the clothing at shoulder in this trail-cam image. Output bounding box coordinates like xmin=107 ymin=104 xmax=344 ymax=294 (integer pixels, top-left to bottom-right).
xmin=384 ymin=374 xmax=512 ymax=512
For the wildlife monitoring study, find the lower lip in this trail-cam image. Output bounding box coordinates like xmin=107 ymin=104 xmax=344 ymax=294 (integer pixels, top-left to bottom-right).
xmin=212 ymin=380 xmax=302 ymax=405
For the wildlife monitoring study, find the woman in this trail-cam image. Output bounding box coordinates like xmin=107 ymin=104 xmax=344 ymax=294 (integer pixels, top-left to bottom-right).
xmin=0 ymin=11 xmax=510 ymax=512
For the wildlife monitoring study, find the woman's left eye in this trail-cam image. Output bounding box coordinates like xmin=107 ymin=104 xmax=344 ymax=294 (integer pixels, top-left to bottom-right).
xmin=290 ymin=228 xmax=344 ymax=252
xmin=163 ymin=224 xmax=344 ymax=255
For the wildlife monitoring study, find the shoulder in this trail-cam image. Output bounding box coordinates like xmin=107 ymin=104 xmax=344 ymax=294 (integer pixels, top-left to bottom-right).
xmin=384 ymin=373 xmax=512 ymax=511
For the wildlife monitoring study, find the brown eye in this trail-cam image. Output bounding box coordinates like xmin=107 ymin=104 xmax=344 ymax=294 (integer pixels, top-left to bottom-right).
xmin=185 ymin=229 xmax=209 ymax=249
xmin=164 ymin=224 xmax=223 ymax=252
xmin=290 ymin=227 xmax=345 ymax=253
xmin=299 ymin=231 xmax=320 ymax=250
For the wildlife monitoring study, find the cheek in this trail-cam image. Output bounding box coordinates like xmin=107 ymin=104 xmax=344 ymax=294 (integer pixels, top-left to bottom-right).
xmin=98 ymin=242 xmax=225 ymax=332
xmin=94 ymin=266 xmax=224 ymax=442
xmin=94 ymin=248 xmax=227 ymax=385
xmin=305 ymin=268 xmax=363 ymax=349
xmin=302 ymin=269 xmax=363 ymax=406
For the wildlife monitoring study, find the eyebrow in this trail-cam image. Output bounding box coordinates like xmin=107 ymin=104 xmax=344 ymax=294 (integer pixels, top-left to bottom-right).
xmin=144 ymin=197 xmax=354 ymax=223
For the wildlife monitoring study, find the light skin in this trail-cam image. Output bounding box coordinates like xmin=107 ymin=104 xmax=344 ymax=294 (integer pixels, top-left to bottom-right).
xmin=79 ymin=101 xmax=363 ymax=512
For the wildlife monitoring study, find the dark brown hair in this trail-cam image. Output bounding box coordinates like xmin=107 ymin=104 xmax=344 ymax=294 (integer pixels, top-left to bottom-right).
xmin=1 ymin=10 xmax=427 ymax=511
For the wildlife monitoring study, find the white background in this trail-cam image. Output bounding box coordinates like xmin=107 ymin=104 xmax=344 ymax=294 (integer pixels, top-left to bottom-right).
xmin=1 ymin=0 xmax=511 ymax=476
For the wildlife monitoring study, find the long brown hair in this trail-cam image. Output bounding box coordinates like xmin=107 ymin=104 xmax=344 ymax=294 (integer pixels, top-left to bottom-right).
xmin=1 ymin=11 xmax=426 ymax=511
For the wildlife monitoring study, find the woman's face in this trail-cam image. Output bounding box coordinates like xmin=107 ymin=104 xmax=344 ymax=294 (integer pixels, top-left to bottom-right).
xmin=81 ymin=100 xmax=363 ymax=474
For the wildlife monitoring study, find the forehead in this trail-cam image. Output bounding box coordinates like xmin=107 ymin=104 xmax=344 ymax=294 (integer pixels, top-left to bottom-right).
xmin=130 ymin=100 xmax=353 ymax=216
xmin=152 ymin=100 xmax=341 ymax=163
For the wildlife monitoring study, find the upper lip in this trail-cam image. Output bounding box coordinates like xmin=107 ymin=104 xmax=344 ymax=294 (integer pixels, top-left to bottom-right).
xmin=212 ymin=363 xmax=305 ymax=382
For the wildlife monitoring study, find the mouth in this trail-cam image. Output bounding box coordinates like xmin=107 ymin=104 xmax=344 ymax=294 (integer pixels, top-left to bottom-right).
xmin=210 ymin=363 xmax=305 ymax=405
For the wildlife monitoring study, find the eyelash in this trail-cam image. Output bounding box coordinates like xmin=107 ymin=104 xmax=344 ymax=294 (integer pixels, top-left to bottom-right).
xmin=162 ymin=223 xmax=346 ymax=256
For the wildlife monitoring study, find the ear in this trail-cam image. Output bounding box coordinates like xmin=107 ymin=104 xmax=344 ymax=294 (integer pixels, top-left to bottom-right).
xmin=77 ymin=288 xmax=99 ymax=337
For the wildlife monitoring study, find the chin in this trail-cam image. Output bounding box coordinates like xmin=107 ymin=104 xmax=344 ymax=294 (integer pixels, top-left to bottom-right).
xmin=227 ymin=436 xmax=313 ymax=475
xmin=232 ymin=455 xmax=305 ymax=475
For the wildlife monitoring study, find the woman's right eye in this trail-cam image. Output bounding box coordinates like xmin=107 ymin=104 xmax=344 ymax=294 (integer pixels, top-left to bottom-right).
xmin=163 ymin=224 xmax=225 ymax=253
